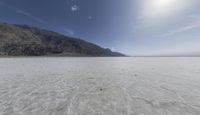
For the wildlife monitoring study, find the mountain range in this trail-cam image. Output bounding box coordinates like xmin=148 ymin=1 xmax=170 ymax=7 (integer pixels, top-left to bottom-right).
xmin=0 ymin=23 xmax=124 ymax=56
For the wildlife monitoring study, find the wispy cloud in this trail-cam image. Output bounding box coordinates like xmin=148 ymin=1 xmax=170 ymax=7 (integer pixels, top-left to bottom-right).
xmin=0 ymin=1 xmax=76 ymax=36
xmin=63 ymin=28 xmax=74 ymax=36
xmin=0 ymin=1 xmax=14 ymax=10
xmin=0 ymin=1 xmax=48 ymax=25
xmin=131 ymin=21 xmax=153 ymax=33
xmin=66 ymin=0 xmax=80 ymax=12
xmin=163 ymin=21 xmax=200 ymax=37
xmin=15 ymin=9 xmax=48 ymax=25
xmin=71 ymin=4 xmax=79 ymax=11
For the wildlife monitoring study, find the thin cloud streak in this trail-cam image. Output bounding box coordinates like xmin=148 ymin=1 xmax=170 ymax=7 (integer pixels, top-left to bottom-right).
xmin=16 ymin=9 xmax=48 ymax=25
xmin=0 ymin=1 xmax=75 ymax=37
xmin=163 ymin=22 xmax=200 ymax=37
xmin=63 ymin=28 xmax=74 ymax=36
xmin=0 ymin=1 xmax=47 ymax=25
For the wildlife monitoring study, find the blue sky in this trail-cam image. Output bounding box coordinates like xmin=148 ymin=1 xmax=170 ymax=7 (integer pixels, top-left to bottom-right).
xmin=0 ymin=0 xmax=200 ymax=55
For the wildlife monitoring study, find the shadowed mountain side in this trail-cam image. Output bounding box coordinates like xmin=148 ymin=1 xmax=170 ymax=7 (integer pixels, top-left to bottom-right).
xmin=0 ymin=23 xmax=125 ymax=56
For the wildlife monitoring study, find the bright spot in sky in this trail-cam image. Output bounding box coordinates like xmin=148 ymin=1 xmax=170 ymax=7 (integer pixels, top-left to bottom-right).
xmin=152 ymin=0 xmax=175 ymax=8
xmin=139 ymin=0 xmax=190 ymax=24
xmin=88 ymin=16 xmax=92 ymax=20
xmin=71 ymin=5 xmax=79 ymax=11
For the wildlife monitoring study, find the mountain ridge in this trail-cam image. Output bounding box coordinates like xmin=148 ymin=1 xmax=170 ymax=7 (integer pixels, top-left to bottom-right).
xmin=0 ymin=23 xmax=125 ymax=56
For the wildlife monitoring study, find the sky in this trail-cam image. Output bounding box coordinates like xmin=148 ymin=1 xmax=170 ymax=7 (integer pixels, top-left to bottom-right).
xmin=0 ymin=0 xmax=200 ymax=56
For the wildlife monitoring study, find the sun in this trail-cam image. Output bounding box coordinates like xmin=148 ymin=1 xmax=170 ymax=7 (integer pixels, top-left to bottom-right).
xmin=152 ymin=0 xmax=175 ymax=8
xmin=148 ymin=0 xmax=176 ymax=14
xmin=139 ymin=0 xmax=186 ymax=22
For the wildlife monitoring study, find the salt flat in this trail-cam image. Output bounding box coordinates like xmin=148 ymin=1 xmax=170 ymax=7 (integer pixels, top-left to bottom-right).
xmin=0 ymin=57 xmax=200 ymax=115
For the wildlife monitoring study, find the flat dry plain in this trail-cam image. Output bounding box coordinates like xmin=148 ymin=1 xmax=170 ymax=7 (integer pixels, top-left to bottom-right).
xmin=0 ymin=57 xmax=200 ymax=115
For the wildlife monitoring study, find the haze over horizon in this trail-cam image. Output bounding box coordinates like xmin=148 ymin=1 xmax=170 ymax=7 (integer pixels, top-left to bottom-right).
xmin=0 ymin=0 xmax=200 ymax=56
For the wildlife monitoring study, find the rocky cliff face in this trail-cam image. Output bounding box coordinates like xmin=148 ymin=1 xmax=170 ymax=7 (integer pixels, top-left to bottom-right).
xmin=0 ymin=23 xmax=124 ymax=56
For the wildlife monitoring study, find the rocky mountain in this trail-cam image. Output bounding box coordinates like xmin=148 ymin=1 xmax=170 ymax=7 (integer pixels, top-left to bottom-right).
xmin=0 ymin=23 xmax=125 ymax=56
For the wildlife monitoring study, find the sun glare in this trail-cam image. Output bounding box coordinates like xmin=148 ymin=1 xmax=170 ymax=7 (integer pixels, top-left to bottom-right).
xmin=152 ymin=0 xmax=174 ymax=8
xmin=139 ymin=0 xmax=190 ymax=24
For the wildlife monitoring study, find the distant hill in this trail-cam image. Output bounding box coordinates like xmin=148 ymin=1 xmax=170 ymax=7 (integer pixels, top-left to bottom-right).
xmin=0 ymin=23 xmax=125 ymax=56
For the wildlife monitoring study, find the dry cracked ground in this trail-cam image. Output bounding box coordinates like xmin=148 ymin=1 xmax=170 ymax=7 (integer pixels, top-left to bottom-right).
xmin=0 ymin=57 xmax=200 ymax=115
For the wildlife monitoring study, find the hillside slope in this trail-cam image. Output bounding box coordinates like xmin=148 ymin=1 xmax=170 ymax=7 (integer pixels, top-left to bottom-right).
xmin=0 ymin=23 xmax=124 ymax=56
